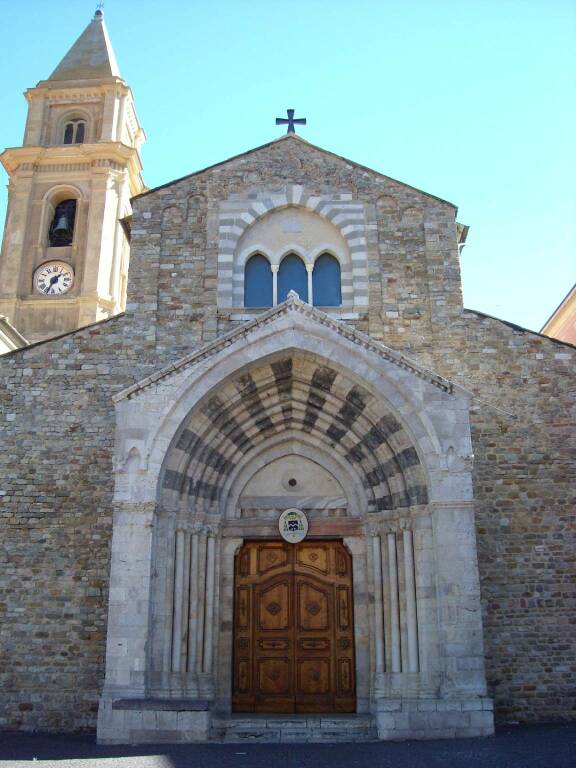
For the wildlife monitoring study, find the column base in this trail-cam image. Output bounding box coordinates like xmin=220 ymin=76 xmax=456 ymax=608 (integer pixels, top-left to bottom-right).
xmin=97 ymin=696 xmax=212 ymax=744
xmin=374 ymin=697 xmax=494 ymax=740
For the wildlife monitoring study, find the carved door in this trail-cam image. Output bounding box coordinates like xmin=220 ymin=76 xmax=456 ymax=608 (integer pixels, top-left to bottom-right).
xmin=233 ymin=540 xmax=355 ymax=713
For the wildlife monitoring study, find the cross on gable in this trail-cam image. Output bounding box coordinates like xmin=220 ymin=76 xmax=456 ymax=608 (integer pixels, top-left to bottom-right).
xmin=275 ymin=109 xmax=307 ymax=134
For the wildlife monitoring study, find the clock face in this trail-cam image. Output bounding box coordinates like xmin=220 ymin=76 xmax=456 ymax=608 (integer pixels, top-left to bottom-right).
xmin=34 ymin=261 xmax=74 ymax=296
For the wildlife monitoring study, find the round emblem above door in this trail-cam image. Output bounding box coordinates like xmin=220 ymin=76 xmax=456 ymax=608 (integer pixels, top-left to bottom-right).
xmin=278 ymin=508 xmax=309 ymax=544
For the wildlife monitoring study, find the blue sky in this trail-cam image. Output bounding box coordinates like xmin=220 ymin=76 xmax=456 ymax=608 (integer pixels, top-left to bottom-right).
xmin=0 ymin=0 xmax=574 ymax=331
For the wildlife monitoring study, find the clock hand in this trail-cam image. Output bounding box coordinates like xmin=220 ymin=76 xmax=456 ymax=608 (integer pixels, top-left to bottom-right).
xmin=45 ymin=273 xmax=62 ymax=294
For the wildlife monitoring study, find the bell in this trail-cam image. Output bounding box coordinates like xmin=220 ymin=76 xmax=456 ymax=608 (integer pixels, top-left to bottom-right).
xmin=53 ymin=214 xmax=70 ymax=233
xmin=50 ymin=211 xmax=73 ymax=246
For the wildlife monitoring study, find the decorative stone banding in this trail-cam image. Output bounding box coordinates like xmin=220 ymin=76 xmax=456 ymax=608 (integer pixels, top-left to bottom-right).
xmin=217 ymin=185 xmax=369 ymax=309
xmin=160 ymin=355 xmax=428 ymax=514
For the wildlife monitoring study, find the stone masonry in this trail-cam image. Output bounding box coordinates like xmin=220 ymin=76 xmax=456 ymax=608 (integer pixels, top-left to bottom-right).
xmin=0 ymin=136 xmax=574 ymax=733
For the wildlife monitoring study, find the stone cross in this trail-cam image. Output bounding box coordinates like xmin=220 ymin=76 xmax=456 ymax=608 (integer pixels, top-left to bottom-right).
xmin=276 ymin=109 xmax=306 ymax=134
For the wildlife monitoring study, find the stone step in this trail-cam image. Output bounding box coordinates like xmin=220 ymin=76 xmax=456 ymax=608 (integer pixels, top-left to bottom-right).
xmin=210 ymin=714 xmax=378 ymax=743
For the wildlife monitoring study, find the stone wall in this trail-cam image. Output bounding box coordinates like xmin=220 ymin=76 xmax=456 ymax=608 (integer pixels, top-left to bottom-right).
xmin=455 ymin=311 xmax=574 ymax=723
xmin=126 ymin=137 xmax=462 ymax=358
xmin=0 ymin=137 xmax=574 ymax=731
xmin=0 ymin=317 xmax=134 ymax=731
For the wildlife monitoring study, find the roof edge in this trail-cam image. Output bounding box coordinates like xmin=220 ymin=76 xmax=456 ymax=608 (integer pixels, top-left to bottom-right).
xmin=540 ymin=282 xmax=576 ymax=334
xmin=464 ymin=307 xmax=576 ymax=350
xmin=0 ymin=313 xmax=126 ymax=359
xmin=133 ymin=134 xmax=457 ymax=210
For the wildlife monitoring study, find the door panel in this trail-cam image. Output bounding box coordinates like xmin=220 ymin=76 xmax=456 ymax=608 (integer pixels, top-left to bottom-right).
xmin=297 ymin=580 xmax=330 ymax=631
xmin=258 ymin=581 xmax=290 ymax=631
xmin=296 ymin=543 xmax=330 ymax=574
xmin=232 ymin=539 xmax=355 ymax=713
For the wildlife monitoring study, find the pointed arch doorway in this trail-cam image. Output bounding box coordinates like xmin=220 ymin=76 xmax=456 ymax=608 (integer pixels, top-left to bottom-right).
xmin=233 ymin=539 xmax=355 ymax=713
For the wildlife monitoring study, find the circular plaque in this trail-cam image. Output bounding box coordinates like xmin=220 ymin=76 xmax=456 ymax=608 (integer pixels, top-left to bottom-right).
xmin=278 ymin=508 xmax=309 ymax=544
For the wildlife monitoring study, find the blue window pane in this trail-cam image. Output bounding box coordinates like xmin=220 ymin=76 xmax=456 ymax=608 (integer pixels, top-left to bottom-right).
xmin=313 ymin=253 xmax=341 ymax=306
xmin=244 ymin=254 xmax=273 ymax=307
xmin=278 ymin=253 xmax=308 ymax=303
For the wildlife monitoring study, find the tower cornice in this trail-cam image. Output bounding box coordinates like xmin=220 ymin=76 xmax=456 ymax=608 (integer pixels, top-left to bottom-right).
xmin=0 ymin=143 xmax=144 ymax=190
xmin=26 ymin=78 xmax=131 ymax=99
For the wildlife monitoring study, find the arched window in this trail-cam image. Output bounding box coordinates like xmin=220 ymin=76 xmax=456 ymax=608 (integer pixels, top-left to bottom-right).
xmin=48 ymin=199 xmax=77 ymax=247
xmin=312 ymin=253 xmax=341 ymax=306
xmin=278 ymin=253 xmax=308 ymax=303
xmin=244 ymin=254 xmax=273 ymax=307
xmin=63 ymin=119 xmax=86 ymax=145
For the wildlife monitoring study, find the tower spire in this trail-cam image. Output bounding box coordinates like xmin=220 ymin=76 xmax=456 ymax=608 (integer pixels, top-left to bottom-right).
xmin=47 ymin=9 xmax=121 ymax=82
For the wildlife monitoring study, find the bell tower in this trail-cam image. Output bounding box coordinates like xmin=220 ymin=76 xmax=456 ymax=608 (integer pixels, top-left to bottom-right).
xmin=0 ymin=9 xmax=145 ymax=343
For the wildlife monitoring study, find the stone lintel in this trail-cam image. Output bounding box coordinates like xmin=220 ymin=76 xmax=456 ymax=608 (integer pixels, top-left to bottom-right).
xmin=221 ymin=519 xmax=365 ymax=537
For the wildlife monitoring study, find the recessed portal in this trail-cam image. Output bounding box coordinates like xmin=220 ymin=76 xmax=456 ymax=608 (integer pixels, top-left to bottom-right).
xmin=232 ymin=539 xmax=356 ymax=713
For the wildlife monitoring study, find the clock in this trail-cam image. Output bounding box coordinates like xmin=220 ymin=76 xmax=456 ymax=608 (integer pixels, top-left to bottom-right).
xmin=34 ymin=261 xmax=74 ymax=296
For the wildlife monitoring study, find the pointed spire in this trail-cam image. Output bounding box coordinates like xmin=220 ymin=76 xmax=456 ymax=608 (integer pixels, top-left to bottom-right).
xmin=47 ymin=9 xmax=121 ymax=82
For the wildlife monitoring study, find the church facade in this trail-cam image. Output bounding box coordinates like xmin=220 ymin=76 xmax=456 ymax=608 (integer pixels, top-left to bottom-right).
xmin=0 ymin=13 xmax=574 ymax=744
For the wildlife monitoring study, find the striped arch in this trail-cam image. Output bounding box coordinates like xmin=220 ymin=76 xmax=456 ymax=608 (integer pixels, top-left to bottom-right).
xmin=217 ymin=184 xmax=368 ymax=309
xmin=160 ymin=354 xmax=428 ymax=514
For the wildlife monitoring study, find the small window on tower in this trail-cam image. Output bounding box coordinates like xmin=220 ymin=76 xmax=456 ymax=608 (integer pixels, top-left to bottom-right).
xmin=48 ymin=199 xmax=77 ymax=247
xmin=63 ymin=119 xmax=87 ymax=145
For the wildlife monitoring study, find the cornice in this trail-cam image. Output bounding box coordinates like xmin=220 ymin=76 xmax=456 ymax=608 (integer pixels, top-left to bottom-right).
xmin=0 ymin=143 xmax=143 ymax=181
xmin=114 ymin=294 xmax=458 ymax=404
xmin=28 ymin=77 xmax=129 ymax=96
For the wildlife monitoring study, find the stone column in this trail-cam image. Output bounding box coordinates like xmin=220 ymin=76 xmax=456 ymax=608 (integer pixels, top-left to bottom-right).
xmin=116 ymin=94 xmax=127 ymax=142
xmin=371 ymin=533 xmax=385 ymax=676
xmin=187 ymin=530 xmax=200 ymax=673
xmin=171 ymin=523 xmax=193 ymax=675
xmin=306 ymin=263 xmax=314 ymax=305
xmin=109 ymin=172 xmax=129 ymax=310
xmin=271 ymin=265 xmax=279 ymax=306
xmin=171 ymin=529 xmax=186 ymax=672
xmin=194 ymin=529 xmax=208 ymax=674
xmin=403 ymin=529 xmax=419 ymax=673
xmin=387 ymin=532 xmax=401 ymax=673
xmin=203 ymin=533 xmax=217 ymax=674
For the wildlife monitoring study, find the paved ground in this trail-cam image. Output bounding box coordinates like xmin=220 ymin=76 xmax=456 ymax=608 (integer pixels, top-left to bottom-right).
xmin=0 ymin=723 xmax=574 ymax=768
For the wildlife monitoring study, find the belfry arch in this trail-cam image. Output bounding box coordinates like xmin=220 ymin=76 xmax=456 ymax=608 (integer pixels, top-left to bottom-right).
xmin=99 ymin=298 xmax=490 ymax=740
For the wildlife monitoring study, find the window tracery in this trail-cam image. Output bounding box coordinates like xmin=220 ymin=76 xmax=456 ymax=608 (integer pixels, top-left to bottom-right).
xmin=63 ymin=119 xmax=86 ymax=144
xmin=243 ymin=250 xmax=342 ymax=308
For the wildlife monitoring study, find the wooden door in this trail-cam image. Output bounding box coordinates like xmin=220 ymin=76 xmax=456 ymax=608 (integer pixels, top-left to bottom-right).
xmin=232 ymin=540 xmax=356 ymax=713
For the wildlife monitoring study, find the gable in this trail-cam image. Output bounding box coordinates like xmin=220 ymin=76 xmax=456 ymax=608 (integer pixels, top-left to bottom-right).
xmin=134 ymin=134 xmax=457 ymax=212
xmin=115 ymin=294 xmax=458 ymax=403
